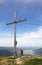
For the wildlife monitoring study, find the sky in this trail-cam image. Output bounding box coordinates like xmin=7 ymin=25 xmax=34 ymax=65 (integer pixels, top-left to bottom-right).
xmin=0 ymin=0 xmax=42 ymax=47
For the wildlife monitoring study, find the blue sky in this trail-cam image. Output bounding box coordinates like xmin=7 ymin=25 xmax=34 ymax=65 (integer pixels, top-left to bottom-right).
xmin=0 ymin=0 xmax=42 ymax=47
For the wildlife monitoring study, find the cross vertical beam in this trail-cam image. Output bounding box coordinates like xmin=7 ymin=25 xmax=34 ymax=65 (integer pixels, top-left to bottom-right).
xmin=14 ymin=23 xmax=16 ymax=57
xmin=14 ymin=12 xmax=16 ymax=57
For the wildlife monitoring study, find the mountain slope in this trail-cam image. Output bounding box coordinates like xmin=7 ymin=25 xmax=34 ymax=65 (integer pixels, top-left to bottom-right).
xmin=0 ymin=49 xmax=13 ymax=56
xmin=33 ymin=48 xmax=42 ymax=56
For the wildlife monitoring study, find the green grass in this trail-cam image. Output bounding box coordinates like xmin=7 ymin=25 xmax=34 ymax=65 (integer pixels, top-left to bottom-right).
xmin=23 ymin=59 xmax=42 ymax=65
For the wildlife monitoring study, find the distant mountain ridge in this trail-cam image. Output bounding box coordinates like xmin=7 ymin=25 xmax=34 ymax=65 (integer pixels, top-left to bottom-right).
xmin=0 ymin=47 xmax=42 ymax=56
xmin=33 ymin=48 xmax=42 ymax=56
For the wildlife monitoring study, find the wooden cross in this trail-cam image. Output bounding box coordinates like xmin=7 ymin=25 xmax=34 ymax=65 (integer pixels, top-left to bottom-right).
xmin=6 ymin=11 xmax=27 ymax=57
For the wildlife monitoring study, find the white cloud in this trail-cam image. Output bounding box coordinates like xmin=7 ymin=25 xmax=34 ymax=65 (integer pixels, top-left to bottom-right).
xmin=0 ymin=0 xmax=42 ymax=4
xmin=0 ymin=0 xmax=5 ymax=4
xmin=0 ymin=0 xmax=12 ymax=4
xmin=0 ymin=38 xmax=13 ymax=47
xmin=0 ymin=32 xmax=14 ymax=47
xmin=0 ymin=26 xmax=42 ymax=47
xmin=17 ymin=26 xmax=42 ymax=47
xmin=15 ymin=0 xmax=42 ymax=4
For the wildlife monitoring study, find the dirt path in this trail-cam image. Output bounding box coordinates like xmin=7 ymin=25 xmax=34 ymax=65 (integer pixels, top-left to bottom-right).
xmin=16 ymin=57 xmax=23 ymax=65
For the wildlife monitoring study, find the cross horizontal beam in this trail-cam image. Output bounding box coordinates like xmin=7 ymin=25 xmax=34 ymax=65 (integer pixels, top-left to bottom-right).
xmin=6 ymin=18 xmax=27 ymax=25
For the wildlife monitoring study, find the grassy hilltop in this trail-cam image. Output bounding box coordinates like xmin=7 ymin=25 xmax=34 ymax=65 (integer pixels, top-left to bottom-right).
xmin=0 ymin=56 xmax=42 ymax=65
